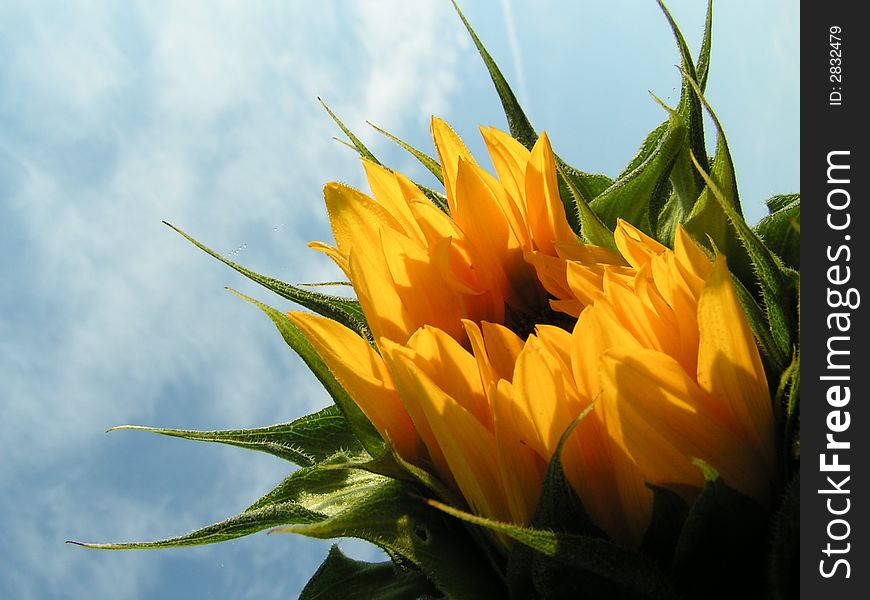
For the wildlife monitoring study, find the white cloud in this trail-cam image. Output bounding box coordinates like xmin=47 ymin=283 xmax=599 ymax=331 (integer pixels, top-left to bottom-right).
xmin=1 ymin=0 xmax=461 ymax=597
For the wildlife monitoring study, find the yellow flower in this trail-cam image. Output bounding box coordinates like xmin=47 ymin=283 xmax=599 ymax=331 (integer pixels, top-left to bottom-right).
xmin=291 ymin=120 xmax=776 ymax=550
xmin=533 ymin=219 xmax=778 ymax=545
xmin=308 ymin=117 xmax=618 ymax=345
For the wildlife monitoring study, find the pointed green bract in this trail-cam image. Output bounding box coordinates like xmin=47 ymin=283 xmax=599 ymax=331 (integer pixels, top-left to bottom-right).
xmin=589 ymin=108 xmax=686 ymax=234
xmin=319 ymin=97 xmax=382 ymax=165
xmin=165 ymin=222 xmax=371 ymax=340
xmin=228 ymin=289 xmax=384 ymax=456
xmin=368 ymin=121 xmax=444 ymax=184
xmin=656 ymin=0 xmax=707 ymax=187
xmin=69 ymin=501 xmax=323 ymax=550
xmin=756 ymin=194 xmax=800 ymax=270
xmin=428 ymin=499 xmax=676 ymax=600
xmin=108 ymin=404 xmax=363 ymax=468
xmin=275 ymin=479 xmax=508 ymax=600
xmin=776 ymin=349 xmax=800 ymax=472
xmin=689 ymin=153 xmax=797 ymax=364
xmin=449 ymin=0 xmax=535 ymax=150
xmin=696 ymin=0 xmax=714 ymax=92
xmin=557 ymin=162 xmax=617 ymax=251
xmin=729 ymin=274 xmax=788 ymax=374
xmin=300 ymin=545 xmax=439 ymax=600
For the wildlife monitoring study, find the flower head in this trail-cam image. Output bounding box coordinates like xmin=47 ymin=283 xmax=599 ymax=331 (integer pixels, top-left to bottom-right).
xmin=291 ymin=121 xmax=777 ymax=548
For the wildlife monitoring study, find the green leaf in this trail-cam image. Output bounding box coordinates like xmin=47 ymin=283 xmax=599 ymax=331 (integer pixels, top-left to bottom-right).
xmin=319 ymin=97 xmax=382 ymax=165
xmin=670 ymin=469 xmax=770 ymax=600
xmin=589 ymin=107 xmax=686 ymax=234
xmin=450 ymin=0 xmax=535 ymax=150
xmin=228 ymin=289 xmax=384 ymax=457
xmin=108 ymin=404 xmax=364 ymax=468
xmin=300 ymin=545 xmax=439 ymax=600
xmin=276 ymin=479 xmax=507 ymax=600
xmin=368 ymin=121 xmax=443 ymax=184
xmin=756 ymin=194 xmax=800 ymax=270
xmin=768 ymin=474 xmax=799 ymax=600
xmin=164 ymin=222 xmax=371 ymax=340
xmin=429 ymin=499 xmax=675 ymax=600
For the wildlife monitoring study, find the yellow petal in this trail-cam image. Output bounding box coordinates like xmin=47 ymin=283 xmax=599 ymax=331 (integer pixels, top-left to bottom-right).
xmin=346 ymin=239 xmax=414 ymax=344
xmin=431 ymin=117 xmax=477 ymax=215
xmin=511 ymin=335 xmax=580 ymax=456
xmin=378 ymin=227 xmax=465 ymax=342
xmin=600 ymin=347 xmax=772 ymax=505
xmin=361 ymin=160 xmax=425 ymax=244
xmin=570 ymin=304 xmax=642 ymax=404
xmin=323 ymin=182 xmax=399 ymax=258
xmin=405 ymin=326 xmax=492 ymax=431
xmin=287 ymin=312 xmax=417 ymax=461
xmin=490 ymin=378 xmax=547 ymax=524
xmin=386 ymin=346 xmax=510 ymax=522
xmin=480 ymin=125 xmax=530 ymax=217
xmin=697 ymin=256 xmax=776 ymax=485
xmin=525 ymin=132 xmax=578 ymax=256
xmin=307 ymin=241 xmax=349 ymax=278
xmin=613 ymin=219 xmax=667 ymax=269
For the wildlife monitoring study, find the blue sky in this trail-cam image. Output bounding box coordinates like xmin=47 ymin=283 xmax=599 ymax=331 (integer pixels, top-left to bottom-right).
xmin=0 ymin=1 xmax=797 ymax=598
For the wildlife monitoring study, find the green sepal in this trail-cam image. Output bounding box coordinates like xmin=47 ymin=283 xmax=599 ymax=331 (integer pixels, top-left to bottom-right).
xmin=164 ymin=222 xmax=371 ymax=341
xmin=775 ymin=349 xmax=800 ymax=473
xmin=729 ymin=274 xmax=788 ymax=375
xmin=670 ymin=464 xmax=770 ymax=600
xmin=321 ymin=102 xmax=450 ymax=214
xmin=299 ymin=545 xmax=440 ymax=600
xmin=767 ymin=473 xmax=799 ymax=600
xmin=556 ymin=162 xmax=617 ymax=252
xmin=69 ymin=459 xmax=386 ymax=550
xmin=359 ymin=442 xmax=464 ymax=510
xmin=656 ymin=0 xmax=707 ymax=190
xmin=276 ymin=478 xmax=508 ymax=600
xmin=450 ymin=0 xmax=535 ymax=150
xmin=695 ymin=0 xmax=714 ymax=92
xmin=368 ymin=121 xmax=443 ymax=184
xmin=648 ymin=0 xmax=715 ymax=243
xmin=429 ymin=499 xmax=675 ymax=600
xmin=107 ymin=404 xmax=364 ymax=468
xmin=689 ymin=152 xmax=798 ymax=366
xmin=319 ymin=97 xmax=382 ymax=166
xmin=555 ymin=158 xmax=615 ymax=235
xmin=228 ymin=289 xmax=385 ymax=457
xmin=680 ymin=76 xmax=761 ymax=296
xmin=589 ymin=106 xmax=686 ymax=235
xmin=755 ymin=194 xmax=800 ymax=270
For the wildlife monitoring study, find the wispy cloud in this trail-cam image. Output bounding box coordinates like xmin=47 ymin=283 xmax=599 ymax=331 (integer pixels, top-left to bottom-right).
xmin=1 ymin=1 xmax=459 ymax=597
xmin=498 ymin=0 xmax=530 ymax=113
